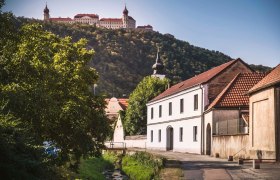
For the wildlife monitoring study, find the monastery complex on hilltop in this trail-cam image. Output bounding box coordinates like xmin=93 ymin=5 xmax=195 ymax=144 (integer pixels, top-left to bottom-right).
xmin=43 ymin=4 xmax=153 ymax=31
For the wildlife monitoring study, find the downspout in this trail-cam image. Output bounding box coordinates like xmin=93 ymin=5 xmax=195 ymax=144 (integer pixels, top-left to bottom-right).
xmin=200 ymin=84 xmax=204 ymax=155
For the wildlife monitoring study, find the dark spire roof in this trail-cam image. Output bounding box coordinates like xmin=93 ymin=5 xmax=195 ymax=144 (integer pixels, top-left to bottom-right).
xmin=152 ymin=49 xmax=164 ymax=75
xmin=123 ymin=5 xmax=128 ymax=15
xmin=44 ymin=3 xmax=49 ymax=13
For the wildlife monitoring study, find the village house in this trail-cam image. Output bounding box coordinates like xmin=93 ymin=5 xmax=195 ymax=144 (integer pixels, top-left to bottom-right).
xmin=146 ymin=58 xmax=253 ymax=153
xmin=105 ymin=97 xmax=128 ymax=121
xmin=204 ymin=73 xmax=265 ymax=158
xmin=248 ymin=64 xmax=280 ymax=161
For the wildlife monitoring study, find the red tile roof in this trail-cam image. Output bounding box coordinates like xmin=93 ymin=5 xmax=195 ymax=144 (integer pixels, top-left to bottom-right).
xmin=249 ymin=64 xmax=280 ymax=94
xmin=100 ymin=18 xmax=122 ymax=22
xmin=118 ymin=98 xmax=129 ymax=109
xmin=50 ymin=17 xmax=73 ymax=21
xmin=105 ymin=98 xmax=129 ymax=110
xmin=150 ymin=59 xmax=245 ymax=102
xmin=74 ymin=14 xmax=99 ymax=18
xmin=207 ymin=73 xmax=265 ymax=109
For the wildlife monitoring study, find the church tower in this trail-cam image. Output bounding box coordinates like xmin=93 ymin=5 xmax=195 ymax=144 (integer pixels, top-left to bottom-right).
xmin=43 ymin=4 xmax=50 ymax=20
xmin=122 ymin=5 xmax=129 ymax=28
xmin=152 ymin=49 xmax=165 ymax=79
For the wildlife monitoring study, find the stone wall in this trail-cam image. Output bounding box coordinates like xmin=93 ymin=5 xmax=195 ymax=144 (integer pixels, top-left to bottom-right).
xmin=212 ymin=134 xmax=249 ymax=159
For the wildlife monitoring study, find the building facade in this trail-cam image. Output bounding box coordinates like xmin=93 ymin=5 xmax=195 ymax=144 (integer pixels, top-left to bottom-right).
xmin=248 ymin=64 xmax=280 ymax=161
xmin=146 ymin=59 xmax=253 ymax=154
xmin=204 ymin=73 xmax=265 ymax=158
xmin=43 ymin=4 xmax=137 ymax=29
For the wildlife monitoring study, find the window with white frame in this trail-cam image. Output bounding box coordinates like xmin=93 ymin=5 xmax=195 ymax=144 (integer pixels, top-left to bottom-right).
xmin=194 ymin=94 xmax=198 ymax=111
xmin=193 ymin=126 xmax=198 ymax=141
xmin=179 ymin=127 xmax=183 ymax=142
xmin=159 ymin=105 xmax=162 ymax=118
xmin=180 ymin=99 xmax=184 ymax=113
xmin=158 ymin=129 xmax=161 ymax=142
xmin=169 ymin=102 xmax=172 ymax=116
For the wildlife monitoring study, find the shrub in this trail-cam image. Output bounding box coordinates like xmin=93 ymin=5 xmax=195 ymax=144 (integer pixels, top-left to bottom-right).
xmin=122 ymin=152 xmax=165 ymax=179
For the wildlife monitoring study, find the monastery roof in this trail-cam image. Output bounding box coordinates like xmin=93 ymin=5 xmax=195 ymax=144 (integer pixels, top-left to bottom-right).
xmin=74 ymin=14 xmax=99 ymax=18
xmin=49 ymin=17 xmax=73 ymax=21
xmin=249 ymin=64 xmax=280 ymax=94
xmin=207 ymin=73 xmax=266 ymax=110
xmin=100 ymin=18 xmax=122 ymax=22
xmin=150 ymin=58 xmax=247 ymax=103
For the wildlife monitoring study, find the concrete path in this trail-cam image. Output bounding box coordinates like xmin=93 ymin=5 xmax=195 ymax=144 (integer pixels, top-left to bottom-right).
xmin=136 ymin=149 xmax=280 ymax=179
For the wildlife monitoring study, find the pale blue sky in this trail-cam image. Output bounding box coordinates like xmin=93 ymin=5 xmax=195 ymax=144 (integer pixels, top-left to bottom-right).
xmin=3 ymin=0 xmax=280 ymax=67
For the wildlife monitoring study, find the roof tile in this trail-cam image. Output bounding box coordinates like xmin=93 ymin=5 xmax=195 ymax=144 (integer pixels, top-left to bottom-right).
xmin=151 ymin=59 xmax=240 ymax=102
xmin=208 ymin=73 xmax=266 ymax=109
xmin=249 ymin=64 xmax=280 ymax=94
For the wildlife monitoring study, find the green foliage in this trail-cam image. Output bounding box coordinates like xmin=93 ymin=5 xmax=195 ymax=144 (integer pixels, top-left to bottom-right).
xmin=122 ymin=151 xmax=165 ymax=180
xmin=0 ymin=101 xmax=57 ymax=179
xmin=11 ymin=17 xmax=270 ymax=97
xmin=11 ymin=17 xmax=234 ymax=97
xmin=0 ymin=3 xmax=111 ymax=177
xmin=249 ymin=64 xmax=271 ymax=73
xmin=124 ymin=76 xmax=169 ymax=135
xmin=78 ymin=153 xmax=116 ymax=180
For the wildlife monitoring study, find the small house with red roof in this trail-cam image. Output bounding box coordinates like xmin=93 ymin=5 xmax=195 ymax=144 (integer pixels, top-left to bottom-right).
xmin=204 ymin=73 xmax=265 ymax=158
xmin=146 ymin=58 xmax=253 ymax=153
xmin=248 ymin=64 xmax=280 ymax=161
xmin=105 ymin=97 xmax=128 ymax=121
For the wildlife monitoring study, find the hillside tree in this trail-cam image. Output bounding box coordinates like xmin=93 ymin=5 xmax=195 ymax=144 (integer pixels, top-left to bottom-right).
xmin=124 ymin=76 xmax=169 ymax=135
xmin=0 ymin=12 xmax=110 ymax=176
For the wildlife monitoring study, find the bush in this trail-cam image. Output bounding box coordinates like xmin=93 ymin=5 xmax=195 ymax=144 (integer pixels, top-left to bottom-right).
xmin=122 ymin=152 xmax=165 ymax=180
xmin=78 ymin=152 xmax=117 ymax=179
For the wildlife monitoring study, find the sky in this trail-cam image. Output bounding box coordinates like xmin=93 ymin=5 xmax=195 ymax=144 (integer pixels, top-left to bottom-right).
xmin=2 ymin=0 xmax=280 ymax=67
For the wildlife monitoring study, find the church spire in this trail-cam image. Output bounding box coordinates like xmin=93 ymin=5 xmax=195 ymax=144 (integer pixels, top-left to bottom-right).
xmin=43 ymin=3 xmax=50 ymax=20
xmin=152 ymin=48 xmax=165 ymax=79
xmin=123 ymin=4 xmax=128 ymax=15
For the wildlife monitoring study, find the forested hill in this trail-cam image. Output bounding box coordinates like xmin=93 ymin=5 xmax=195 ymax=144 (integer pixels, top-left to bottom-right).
xmin=17 ymin=18 xmax=271 ymax=97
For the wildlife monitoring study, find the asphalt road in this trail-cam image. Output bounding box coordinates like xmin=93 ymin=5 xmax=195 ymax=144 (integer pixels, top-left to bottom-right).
xmin=141 ymin=149 xmax=280 ymax=179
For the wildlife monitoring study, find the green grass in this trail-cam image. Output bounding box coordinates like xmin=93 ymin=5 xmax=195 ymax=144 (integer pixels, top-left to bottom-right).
xmin=77 ymin=152 xmax=117 ymax=180
xmin=122 ymin=152 xmax=165 ymax=180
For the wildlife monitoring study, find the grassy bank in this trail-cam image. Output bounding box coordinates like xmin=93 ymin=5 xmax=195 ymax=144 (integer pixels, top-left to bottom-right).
xmin=78 ymin=152 xmax=118 ymax=179
xmin=122 ymin=151 xmax=165 ymax=180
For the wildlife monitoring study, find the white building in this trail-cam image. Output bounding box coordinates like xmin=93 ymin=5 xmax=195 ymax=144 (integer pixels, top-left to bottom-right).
xmin=43 ymin=4 xmax=137 ymax=29
xmin=74 ymin=14 xmax=99 ymax=25
xmin=146 ymin=59 xmax=253 ymax=154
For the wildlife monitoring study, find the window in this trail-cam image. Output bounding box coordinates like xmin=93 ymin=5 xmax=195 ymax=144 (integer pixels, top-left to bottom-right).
xmin=193 ymin=126 xmax=198 ymax=141
xmin=158 ymin=129 xmax=161 ymax=142
xmin=169 ymin=102 xmax=172 ymax=116
xmin=151 ymin=107 xmax=154 ymax=119
xmin=194 ymin=94 xmax=198 ymax=110
xmin=180 ymin=99 xmax=184 ymax=113
xmin=159 ymin=105 xmax=162 ymax=117
xmin=179 ymin=127 xmax=183 ymax=142
xmin=151 ymin=130 xmax=153 ymax=142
